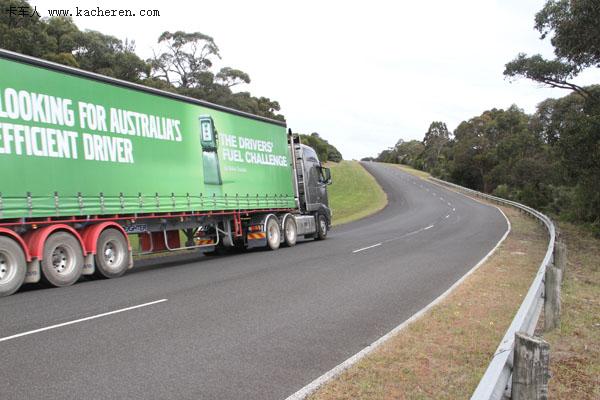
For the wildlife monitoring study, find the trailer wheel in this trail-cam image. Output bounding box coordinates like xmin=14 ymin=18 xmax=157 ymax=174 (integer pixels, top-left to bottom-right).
xmin=266 ymin=216 xmax=281 ymax=250
xmin=315 ymin=213 xmax=328 ymax=240
xmin=283 ymin=215 xmax=297 ymax=247
xmin=41 ymin=232 xmax=84 ymax=287
xmin=0 ymin=236 xmax=27 ymax=297
xmin=94 ymin=229 xmax=130 ymax=279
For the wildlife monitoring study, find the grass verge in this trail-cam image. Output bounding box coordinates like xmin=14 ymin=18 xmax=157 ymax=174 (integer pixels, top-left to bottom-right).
xmin=542 ymin=222 xmax=600 ymax=399
xmin=309 ymin=204 xmax=548 ymax=399
xmin=392 ymin=163 xmax=431 ymax=179
xmin=327 ymin=161 xmax=387 ymax=226
xmin=390 ymin=162 xmax=599 ymax=397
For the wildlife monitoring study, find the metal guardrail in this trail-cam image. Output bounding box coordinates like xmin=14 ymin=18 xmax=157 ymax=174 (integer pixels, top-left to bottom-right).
xmin=429 ymin=177 xmax=556 ymax=400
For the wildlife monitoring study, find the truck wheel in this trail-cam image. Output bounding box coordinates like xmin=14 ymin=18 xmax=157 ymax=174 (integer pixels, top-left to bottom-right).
xmin=266 ymin=216 xmax=281 ymax=250
xmin=0 ymin=236 xmax=27 ymax=297
xmin=315 ymin=214 xmax=328 ymax=240
xmin=94 ymin=229 xmax=130 ymax=279
xmin=40 ymin=232 xmax=84 ymax=287
xmin=283 ymin=216 xmax=297 ymax=247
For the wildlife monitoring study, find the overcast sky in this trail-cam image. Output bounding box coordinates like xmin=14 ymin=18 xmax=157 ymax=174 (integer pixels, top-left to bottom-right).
xmin=31 ymin=0 xmax=600 ymax=160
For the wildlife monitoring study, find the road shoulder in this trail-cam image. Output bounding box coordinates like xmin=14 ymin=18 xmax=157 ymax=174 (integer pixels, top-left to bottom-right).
xmin=307 ymin=204 xmax=547 ymax=399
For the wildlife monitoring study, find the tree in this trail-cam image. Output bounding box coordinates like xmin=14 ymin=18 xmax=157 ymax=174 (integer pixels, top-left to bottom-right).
xmin=504 ymin=0 xmax=600 ymax=101
xmin=0 ymin=0 xmax=55 ymax=58
xmin=150 ymin=31 xmax=221 ymax=88
xmin=215 ymin=67 xmax=250 ymax=87
xmin=149 ymin=30 xmax=284 ymax=120
xmin=375 ymin=148 xmax=397 ymax=164
xmin=394 ymin=139 xmax=424 ymax=167
xmin=448 ymin=106 xmax=543 ymax=194
xmin=535 ymin=87 xmax=600 ymax=223
xmin=44 ymin=16 xmax=79 ymax=55
xmin=75 ymin=31 xmax=148 ymax=81
xmin=299 ymin=132 xmax=343 ymax=162
xmin=0 ymin=0 xmax=288 ymax=122
xmin=504 ymin=0 xmax=600 ymax=230
xmin=535 ymin=0 xmax=600 ymax=69
xmin=421 ymin=121 xmax=450 ymax=172
xmin=0 ymin=1 xmax=148 ymax=81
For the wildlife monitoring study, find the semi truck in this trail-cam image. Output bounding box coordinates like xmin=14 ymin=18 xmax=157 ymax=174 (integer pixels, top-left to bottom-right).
xmin=0 ymin=49 xmax=332 ymax=297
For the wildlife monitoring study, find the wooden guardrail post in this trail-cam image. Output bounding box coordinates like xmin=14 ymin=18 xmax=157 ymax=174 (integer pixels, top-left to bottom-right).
xmin=554 ymin=241 xmax=567 ymax=277
xmin=512 ymin=332 xmax=550 ymax=400
xmin=544 ymin=264 xmax=562 ymax=332
xmin=544 ymin=261 xmax=562 ymax=332
xmin=544 ymin=240 xmax=566 ymax=332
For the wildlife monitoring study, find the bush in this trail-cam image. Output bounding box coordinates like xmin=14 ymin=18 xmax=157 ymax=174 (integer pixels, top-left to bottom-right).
xmin=493 ymin=184 xmax=511 ymax=199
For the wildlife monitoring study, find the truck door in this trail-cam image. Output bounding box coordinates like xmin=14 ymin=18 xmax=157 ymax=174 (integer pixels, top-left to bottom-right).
xmin=302 ymin=146 xmax=329 ymax=209
xmin=199 ymin=116 xmax=223 ymax=185
xmin=316 ymin=165 xmax=330 ymax=207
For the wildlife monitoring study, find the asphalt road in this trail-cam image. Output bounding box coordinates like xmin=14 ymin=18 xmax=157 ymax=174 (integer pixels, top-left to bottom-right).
xmin=0 ymin=162 xmax=508 ymax=400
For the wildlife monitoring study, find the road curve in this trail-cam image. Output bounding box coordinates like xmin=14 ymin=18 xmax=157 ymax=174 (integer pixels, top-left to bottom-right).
xmin=0 ymin=162 xmax=507 ymax=400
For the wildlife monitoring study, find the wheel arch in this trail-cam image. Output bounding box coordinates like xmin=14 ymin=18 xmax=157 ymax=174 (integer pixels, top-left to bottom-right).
xmin=0 ymin=228 xmax=31 ymax=262
xmin=314 ymin=205 xmax=332 ymax=227
xmin=80 ymin=222 xmax=131 ymax=255
xmin=256 ymin=213 xmax=279 ymax=228
xmin=23 ymin=224 xmax=85 ymax=260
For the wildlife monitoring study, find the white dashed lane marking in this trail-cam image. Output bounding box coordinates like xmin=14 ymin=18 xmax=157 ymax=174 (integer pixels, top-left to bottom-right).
xmin=353 ymin=243 xmax=382 ymax=253
xmin=0 ymin=299 xmax=168 ymax=343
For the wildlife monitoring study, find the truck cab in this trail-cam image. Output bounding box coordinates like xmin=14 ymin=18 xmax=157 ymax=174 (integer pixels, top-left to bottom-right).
xmin=290 ymin=135 xmax=333 ymax=236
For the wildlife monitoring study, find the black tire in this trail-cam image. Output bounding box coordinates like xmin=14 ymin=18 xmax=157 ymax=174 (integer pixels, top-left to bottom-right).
xmin=0 ymin=236 xmax=27 ymax=297
xmin=40 ymin=232 xmax=84 ymax=287
xmin=94 ymin=229 xmax=130 ymax=279
xmin=315 ymin=214 xmax=328 ymax=240
xmin=283 ymin=215 xmax=297 ymax=247
xmin=265 ymin=216 xmax=281 ymax=250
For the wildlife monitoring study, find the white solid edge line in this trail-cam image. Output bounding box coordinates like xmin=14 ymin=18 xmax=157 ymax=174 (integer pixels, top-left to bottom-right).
xmin=424 ymin=225 xmax=434 ymax=230
xmin=0 ymin=299 xmax=168 ymax=343
xmin=352 ymin=243 xmax=382 ymax=253
xmin=285 ymin=207 xmax=511 ymax=400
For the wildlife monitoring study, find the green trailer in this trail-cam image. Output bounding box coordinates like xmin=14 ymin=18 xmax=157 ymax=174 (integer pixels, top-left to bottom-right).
xmin=0 ymin=49 xmax=332 ymax=297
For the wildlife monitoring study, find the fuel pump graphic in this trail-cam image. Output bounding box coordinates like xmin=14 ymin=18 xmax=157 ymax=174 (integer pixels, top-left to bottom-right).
xmin=199 ymin=115 xmax=223 ymax=185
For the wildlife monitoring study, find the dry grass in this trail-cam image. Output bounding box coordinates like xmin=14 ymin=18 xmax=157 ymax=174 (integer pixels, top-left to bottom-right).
xmin=392 ymin=164 xmax=431 ymax=179
xmin=542 ymin=223 xmax=600 ymax=399
xmin=309 ymin=205 xmax=548 ymax=399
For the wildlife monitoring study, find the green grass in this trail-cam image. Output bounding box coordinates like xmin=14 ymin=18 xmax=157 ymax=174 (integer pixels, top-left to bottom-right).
xmin=327 ymin=161 xmax=387 ymax=226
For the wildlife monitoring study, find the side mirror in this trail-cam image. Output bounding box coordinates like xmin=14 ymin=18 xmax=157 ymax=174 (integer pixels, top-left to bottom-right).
xmin=319 ymin=166 xmax=332 ymax=185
